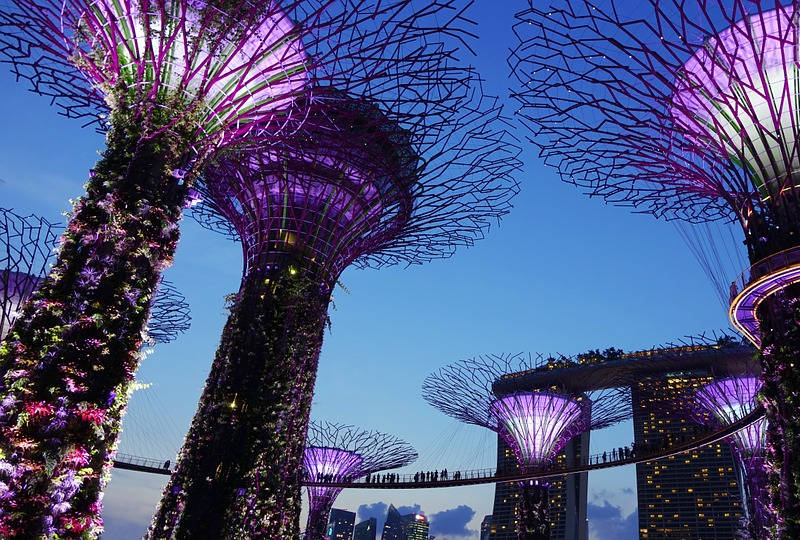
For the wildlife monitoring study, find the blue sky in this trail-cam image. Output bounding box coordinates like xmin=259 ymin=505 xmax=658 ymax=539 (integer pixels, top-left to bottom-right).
xmin=0 ymin=2 xmax=734 ymax=539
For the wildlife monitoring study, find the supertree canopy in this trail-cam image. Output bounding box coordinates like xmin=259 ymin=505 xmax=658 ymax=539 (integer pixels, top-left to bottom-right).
xmin=0 ymin=0 xmax=495 ymax=535
xmin=423 ymin=353 xmax=630 ymax=540
xmin=490 ymin=392 xmax=585 ymax=469
xmin=301 ymin=421 xmax=417 ymax=540
xmin=146 ymin=6 xmax=519 ymax=539
xmin=511 ymin=0 xmax=800 ymax=533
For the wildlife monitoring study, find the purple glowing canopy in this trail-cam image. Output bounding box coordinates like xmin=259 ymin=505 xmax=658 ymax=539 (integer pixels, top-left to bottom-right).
xmin=2 ymin=0 xmax=309 ymax=146
xmin=490 ymin=392 xmax=586 ymax=468
xmin=671 ymin=7 xmax=800 ymax=199
xmin=422 ymin=353 xmax=631 ymax=470
xmin=509 ymin=0 xmax=800 ymax=242
xmin=695 ymin=376 xmax=766 ymax=457
xmin=303 ymin=421 xmax=417 ymax=481
xmin=303 ymin=446 xmax=364 ymax=502
xmin=194 ymin=92 xmax=416 ymax=284
xmin=302 ymin=421 xmax=417 ymax=521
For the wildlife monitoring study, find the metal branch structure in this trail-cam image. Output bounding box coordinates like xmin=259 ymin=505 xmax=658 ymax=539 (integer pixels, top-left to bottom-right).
xmin=145 ymin=4 xmax=519 ymax=538
xmin=0 ymin=1 xmax=502 ymax=536
xmin=510 ymin=0 xmax=800 ymax=533
xmin=423 ymin=353 xmax=631 ymax=539
xmin=0 ymin=208 xmax=190 ymax=344
xmin=146 ymin=279 xmax=191 ymax=345
xmin=0 ymin=209 xmax=59 ymax=340
xmin=302 ymin=421 xmax=416 ymax=540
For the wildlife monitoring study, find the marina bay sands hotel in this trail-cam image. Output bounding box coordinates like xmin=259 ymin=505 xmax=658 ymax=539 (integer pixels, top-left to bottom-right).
xmin=487 ymin=341 xmax=754 ymax=540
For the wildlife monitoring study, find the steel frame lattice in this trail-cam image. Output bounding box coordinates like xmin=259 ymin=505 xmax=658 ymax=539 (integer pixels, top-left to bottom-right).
xmin=302 ymin=421 xmax=416 ymax=540
xmin=146 ymin=278 xmax=191 ymax=345
xmin=192 ymin=85 xmax=520 ymax=286
xmin=511 ymin=0 xmax=800 ymax=262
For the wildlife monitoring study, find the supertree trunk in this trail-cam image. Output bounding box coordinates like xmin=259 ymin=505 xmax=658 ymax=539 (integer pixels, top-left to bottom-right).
xmin=149 ymin=267 xmax=329 ymax=539
xmin=517 ymin=481 xmax=550 ymax=540
xmin=0 ymin=103 xmax=193 ymax=537
xmin=738 ymin=457 xmax=772 ymax=540
xmin=303 ymin=492 xmax=336 ymax=540
xmin=756 ymin=289 xmax=800 ymax=538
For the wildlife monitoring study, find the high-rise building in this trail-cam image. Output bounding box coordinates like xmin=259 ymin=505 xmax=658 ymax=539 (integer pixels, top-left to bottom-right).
xmin=406 ymin=514 xmax=429 ymax=540
xmin=354 ymin=518 xmax=377 ymax=540
xmin=633 ymin=375 xmax=744 ymax=539
xmin=382 ymin=505 xmax=408 ymax=540
xmin=326 ymin=508 xmax=356 ymax=540
xmin=489 ymin=434 xmax=588 ymax=539
xmin=480 ymin=515 xmax=492 ymax=540
xmin=381 ymin=504 xmax=429 ymax=540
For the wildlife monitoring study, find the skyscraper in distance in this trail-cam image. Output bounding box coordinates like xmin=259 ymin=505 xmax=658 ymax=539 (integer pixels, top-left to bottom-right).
xmin=326 ymin=508 xmax=356 ymax=540
xmin=480 ymin=515 xmax=492 ymax=540
xmin=406 ymin=514 xmax=429 ymax=540
xmin=381 ymin=504 xmax=429 ymax=540
xmin=633 ymin=375 xmax=743 ymax=538
xmin=354 ymin=518 xmax=377 ymax=540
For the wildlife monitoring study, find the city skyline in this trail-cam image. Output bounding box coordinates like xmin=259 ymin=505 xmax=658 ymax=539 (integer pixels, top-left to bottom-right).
xmin=0 ymin=2 xmax=738 ymax=538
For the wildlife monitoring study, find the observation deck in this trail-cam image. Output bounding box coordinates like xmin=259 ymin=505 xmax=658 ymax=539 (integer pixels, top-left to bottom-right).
xmin=729 ymin=246 xmax=800 ymax=346
xmin=491 ymin=343 xmax=755 ymax=395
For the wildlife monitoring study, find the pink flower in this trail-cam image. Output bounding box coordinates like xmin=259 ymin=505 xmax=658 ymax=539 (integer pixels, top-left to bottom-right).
xmin=76 ymin=408 xmax=106 ymax=426
xmin=64 ymin=446 xmax=90 ymax=468
xmin=64 ymin=378 xmax=87 ymax=393
xmin=25 ymin=402 xmax=54 ymax=417
xmin=60 ymin=516 xmax=88 ymax=533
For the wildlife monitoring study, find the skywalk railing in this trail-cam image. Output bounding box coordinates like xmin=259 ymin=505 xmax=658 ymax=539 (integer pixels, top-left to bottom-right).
xmin=113 ymin=406 xmax=765 ymax=488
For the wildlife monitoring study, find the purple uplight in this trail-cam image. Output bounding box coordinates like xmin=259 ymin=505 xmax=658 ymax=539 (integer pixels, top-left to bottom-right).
xmin=671 ymin=7 xmax=800 ymax=197
xmin=695 ymin=376 xmax=766 ymax=456
xmin=490 ymin=392 xmax=584 ymax=469
xmin=303 ymin=446 xmax=364 ymax=501
xmin=1 ymin=270 xmax=41 ymax=340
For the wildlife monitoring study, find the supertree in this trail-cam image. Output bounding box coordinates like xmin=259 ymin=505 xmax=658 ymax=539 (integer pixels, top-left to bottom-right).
xmin=0 ymin=0 xmax=488 ymax=535
xmin=422 ymin=353 xmax=631 ymax=540
xmin=301 ymin=421 xmax=417 ymax=540
xmin=0 ymin=208 xmax=191 ymax=344
xmin=510 ymin=0 xmax=800 ymax=533
xmin=694 ymin=376 xmax=770 ymax=537
xmin=149 ymin=77 xmax=520 ymax=537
